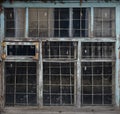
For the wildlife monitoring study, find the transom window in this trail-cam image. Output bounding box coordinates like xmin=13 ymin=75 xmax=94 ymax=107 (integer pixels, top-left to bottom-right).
xmin=42 ymin=41 xmax=77 ymax=59
xmin=81 ymin=42 xmax=115 ymax=58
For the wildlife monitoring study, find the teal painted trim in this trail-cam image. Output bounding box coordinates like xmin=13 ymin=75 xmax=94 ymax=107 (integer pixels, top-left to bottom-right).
xmin=91 ymin=7 xmax=93 ymax=37
xmin=25 ymin=8 xmax=28 ymax=37
xmin=115 ymin=6 xmax=120 ymax=108
xmin=1 ymin=12 xmax=4 ymax=41
xmin=2 ymin=1 xmax=119 ymax=8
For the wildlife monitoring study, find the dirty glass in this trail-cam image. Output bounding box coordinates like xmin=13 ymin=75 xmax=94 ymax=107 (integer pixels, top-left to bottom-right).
xmin=94 ymin=8 xmax=115 ymax=37
xmin=5 ymin=62 xmax=37 ymax=106
xmin=43 ymin=62 xmax=74 ymax=106
xmin=54 ymin=8 xmax=69 ymax=37
xmin=5 ymin=8 xmax=25 ymax=37
xmin=43 ymin=41 xmax=77 ymax=59
xmin=7 ymin=45 xmax=35 ymax=56
xmin=73 ymin=8 xmax=90 ymax=37
xmin=81 ymin=62 xmax=113 ymax=105
xmin=81 ymin=42 xmax=115 ymax=58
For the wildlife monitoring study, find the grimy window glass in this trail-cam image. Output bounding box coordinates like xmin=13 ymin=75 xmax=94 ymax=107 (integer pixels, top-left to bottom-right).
xmin=5 ymin=62 xmax=37 ymax=106
xmin=7 ymin=45 xmax=35 ymax=56
xmin=29 ymin=8 xmax=50 ymax=37
xmin=43 ymin=62 xmax=74 ymax=106
xmin=4 ymin=8 xmax=25 ymax=37
xmin=73 ymin=8 xmax=90 ymax=37
xmin=81 ymin=42 xmax=115 ymax=58
xmin=42 ymin=41 xmax=77 ymax=59
xmin=54 ymin=8 xmax=69 ymax=37
xmin=94 ymin=8 xmax=115 ymax=37
xmin=81 ymin=62 xmax=113 ymax=105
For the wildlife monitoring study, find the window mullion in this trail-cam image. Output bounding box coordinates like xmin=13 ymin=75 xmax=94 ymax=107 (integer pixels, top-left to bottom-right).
xmin=69 ymin=8 xmax=73 ymax=37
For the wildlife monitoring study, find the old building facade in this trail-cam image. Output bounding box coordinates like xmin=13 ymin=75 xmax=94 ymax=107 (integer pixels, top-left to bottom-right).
xmin=0 ymin=0 xmax=120 ymax=111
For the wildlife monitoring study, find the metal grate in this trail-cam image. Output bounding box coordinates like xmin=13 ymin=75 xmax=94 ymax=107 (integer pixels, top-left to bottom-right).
xmin=43 ymin=41 xmax=77 ymax=59
xmin=43 ymin=62 xmax=75 ymax=106
xmin=94 ymin=8 xmax=115 ymax=37
xmin=81 ymin=62 xmax=113 ymax=105
xmin=5 ymin=62 xmax=37 ymax=106
xmin=81 ymin=42 xmax=115 ymax=58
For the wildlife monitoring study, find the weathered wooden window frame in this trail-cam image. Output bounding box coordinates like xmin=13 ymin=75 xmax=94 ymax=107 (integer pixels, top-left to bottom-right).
xmin=3 ymin=42 xmax=39 ymax=61
xmin=0 ymin=2 xmax=119 ymax=108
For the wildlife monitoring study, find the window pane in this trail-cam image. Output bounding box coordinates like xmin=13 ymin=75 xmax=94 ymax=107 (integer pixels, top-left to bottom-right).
xmin=54 ymin=8 xmax=69 ymax=37
xmin=5 ymin=62 xmax=37 ymax=106
xmin=43 ymin=62 xmax=75 ymax=106
xmin=81 ymin=42 xmax=115 ymax=59
xmin=73 ymin=8 xmax=90 ymax=37
xmin=94 ymin=8 xmax=115 ymax=37
xmin=81 ymin=62 xmax=113 ymax=105
xmin=5 ymin=8 xmax=25 ymax=37
xmin=43 ymin=41 xmax=77 ymax=59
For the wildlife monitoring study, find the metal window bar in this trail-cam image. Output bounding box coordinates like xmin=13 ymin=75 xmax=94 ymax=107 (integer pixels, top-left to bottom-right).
xmin=4 ymin=8 xmax=25 ymax=37
xmin=81 ymin=62 xmax=113 ymax=105
xmin=81 ymin=42 xmax=115 ymax=59
xmin=42 ymin=41 xmax=77 ymax=59
xmin=43 ymin=62 xmax=75 ymax=106
xmin=5 ymin=62 xmax=37 ymax=106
